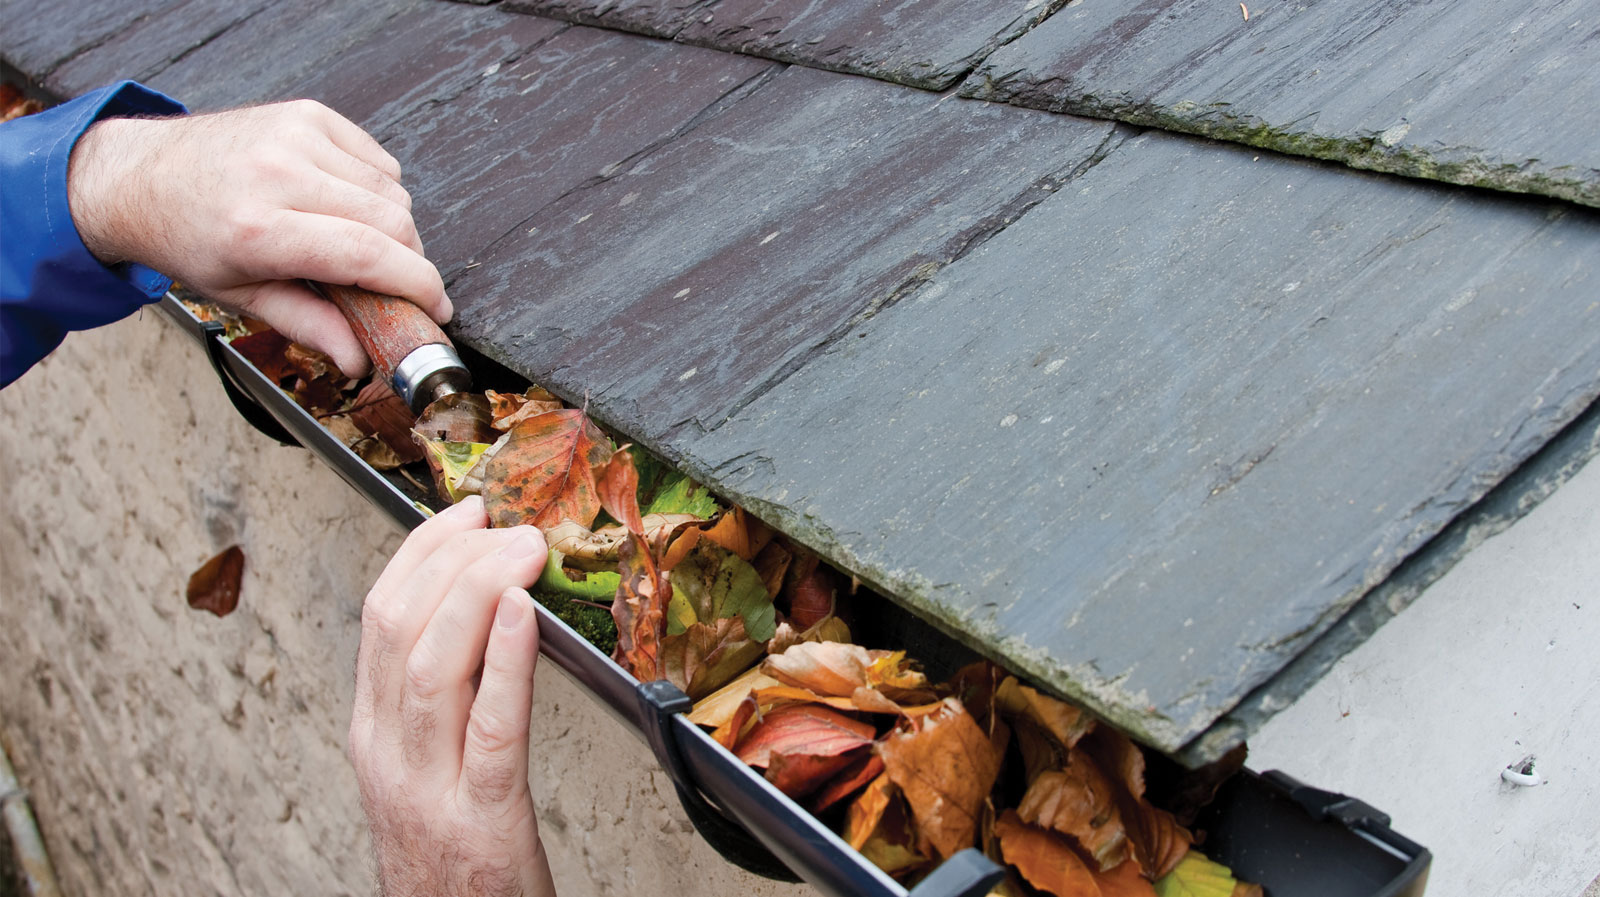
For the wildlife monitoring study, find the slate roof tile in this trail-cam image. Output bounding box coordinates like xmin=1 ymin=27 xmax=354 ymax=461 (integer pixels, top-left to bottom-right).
xmin=505 ymin=0 xmax=1063 ymax=89
xmin=686 ymin=133 xmax=1600 ymax=750
xmin=963 ymin=0 xmax=1600 ymax=207
xmin=444 ymin=65 xmax=1117 ymax=440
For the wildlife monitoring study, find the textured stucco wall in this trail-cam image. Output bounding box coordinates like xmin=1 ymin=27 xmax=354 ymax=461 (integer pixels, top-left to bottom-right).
xmin=0 ymin=311 xmax=811 ymax=897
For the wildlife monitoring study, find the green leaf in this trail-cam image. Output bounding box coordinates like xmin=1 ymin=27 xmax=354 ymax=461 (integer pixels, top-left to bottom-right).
xmin=635 ymin=452 xmax=720 ymax=519
xmin=1154 ymin=851 xmax=1243 ymax=897
xmin=535 ymin=548 xmax=621 ymax=602
xmin=670 ymin=543 xmax=777 ymax=642
xmin=666 ymin=583 xmax=698 ymax=636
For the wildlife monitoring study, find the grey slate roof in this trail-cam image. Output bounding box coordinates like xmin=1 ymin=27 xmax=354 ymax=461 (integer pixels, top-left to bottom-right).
xmin=6 ymin=0 xmax=1596 ymax=759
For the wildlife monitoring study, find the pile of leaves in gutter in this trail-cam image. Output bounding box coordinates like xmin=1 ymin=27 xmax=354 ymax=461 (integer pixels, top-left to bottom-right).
xmin=210 ymin=312 xmax=1261 ymax=897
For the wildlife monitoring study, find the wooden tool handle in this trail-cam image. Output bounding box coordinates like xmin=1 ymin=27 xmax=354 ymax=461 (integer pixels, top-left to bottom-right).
xmin=317 ymin=283 xmax=451 ymax=384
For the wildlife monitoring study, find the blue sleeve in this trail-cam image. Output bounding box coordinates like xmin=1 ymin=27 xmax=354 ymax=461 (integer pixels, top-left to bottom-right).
xmin=1 ymin=81 xmax=188 ymax=388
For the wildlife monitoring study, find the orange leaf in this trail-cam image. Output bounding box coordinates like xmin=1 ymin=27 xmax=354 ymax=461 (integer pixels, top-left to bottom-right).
xmin=186 ymin=545 xmax=245 ymax=617
xmin=1096 ymin=859 xmax=1158 ymax=897
xmin=598 ymin=446 xmax=644 ymax=535
xmin=611 ymin=535 xmax=669 ymax=682
xmin=844 ymin=773 xmax=930 ymax=877
xmin=995 ymin=810 xmax=1102 ymax=897
xmin=482 ymin=408 xmax=613 ymax=530
xmin=767 ymin=746 xmax=870 ymax=799
xmin=785 ymin=559 xmax=836 ymax=628
xmin=996 ymin=676 xmax=1096 ymax=753
xmin=877 ymin=698 xmax=1002 ymax=860
xmin=734 ymin=704 xmax=876 ymax=769
xmin=688 ymin=666 xmax=781 ymax=729
xmin=812 ymin=752 xmax=886 ymax=813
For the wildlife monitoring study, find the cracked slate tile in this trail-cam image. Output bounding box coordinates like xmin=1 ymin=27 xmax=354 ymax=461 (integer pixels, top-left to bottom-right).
xmin=505 ymin=0 xmax=1067 ymax=89
xmin=444 ymin=65 xmax=1115 ymax=445
xmin=380 ymin=26 xmax=777 ymax=282
xmin=685 ymin=132 xmax=1600 ymax=753
xmin=962 ymin=0 xmax=1600 ymax=208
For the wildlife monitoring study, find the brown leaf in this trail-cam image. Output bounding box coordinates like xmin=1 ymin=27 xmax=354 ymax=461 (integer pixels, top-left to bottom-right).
xmin=597 ymin=446 xmax=644 ymax=535
xmin=752 ymin=539 xmax=792 ymax=600
xmin=186 ymin=545 xmax=245 ymax=617
xmin=229 ymin=330 xmax=296 ymax=385
xmin=812 ymin=751 xmax=886 ymax=813
xmin=1079 ymin=728 xmax=1193 ymax=879
xmin=996 ymin=677 xmax=1096 ymax=756
xmin=786 ymin=560 xmax=836 ymax=629
xmin=1155 ymin=743 xmax=1248 ymax=827
xmin=346 ymin=379 xmax=422 ymax=464
xmin=486 ymin=386 xmax=565 ymax=431
xmin=734 ymin=703 xmax=877 ymax=769
xmin=284 ymin=343 xmax=348 ymax=413
xmin=877 ymin=698 xmax=1002 ymax=860
xmin=844 ymin=773 xmax=930 ymax=878
xmin=661 ymin=615 xmax=765 ymax=700
xmin=1017 ymin=762 xmax=1130 ymax=872
xmin=482 ymin=409 xmax=613 ymax=530
xmin=611 ymin=535 xmax=670 ymax=682
xmin=414 ymin=392 xmax=496 ymax=444
xmin=994 ymin=810 xmax=1103 ymax=897
xmin=1095 ymin=860 xmax=1158 ymax=897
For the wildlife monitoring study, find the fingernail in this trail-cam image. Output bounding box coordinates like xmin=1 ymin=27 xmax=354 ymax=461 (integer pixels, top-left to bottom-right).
xmin=496 ymin=590 xmax=527 ymax=629
xmin=499 ymin=530 xmax=541 ymax=559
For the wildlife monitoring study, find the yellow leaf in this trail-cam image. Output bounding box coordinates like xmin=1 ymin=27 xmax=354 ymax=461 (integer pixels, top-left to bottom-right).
xmin=418 ymin=438 xmax=492 ymax=502
xmin=1154 ymin=851 xmax=1257 ymax=897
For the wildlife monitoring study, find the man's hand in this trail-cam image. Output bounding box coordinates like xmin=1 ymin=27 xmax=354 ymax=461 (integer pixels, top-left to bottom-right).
xmin=349 ymin=496 xmax=558 ymax=897
xmin=66 ymin=99 xmax=450 ymax=378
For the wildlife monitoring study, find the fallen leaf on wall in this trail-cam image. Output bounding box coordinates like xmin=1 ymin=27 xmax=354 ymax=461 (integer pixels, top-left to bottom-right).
xmin=187 ymin=545 xmax=245 ymax=617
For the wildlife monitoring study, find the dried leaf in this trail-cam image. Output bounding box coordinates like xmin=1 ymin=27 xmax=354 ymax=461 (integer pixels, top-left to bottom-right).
xmin=786 ymin=560 xmax=836 ymax=629
xmin=996 ymin=677 xmax=1096 ymax=755
xmin=482 ymin=409 xmax=613 ymax=530
xmin=764 ymin=642 xmax=934 ymax=704
xmin=417 ymin=439 xmax=492 ymax=502
xmin=812 ymin=751 xmax=886 ymax=813
xmin=878 ymin=698 xmax=1002 ymax=860
xmin=486 ymin=386 xmax=564 ymax=431
xmin=661 ymin=615 xmax=765 ymax=700
xmin=662 ymin=506 xmax=772 ymax=569
xmin=1080 ymin=728 xmax=1193 ymax=879
xmin=752 ymin=540 xmax=792 ymax=600
xmin=995 ymin=810 xmax=1103 ymax=897
xmin=346 ymin=378 xmax=422 ymax=464
xmin=668 ymin=542 xmax=776 ymax=642
xmin=1018 ymin=760 xmax=1131 ymax=872
xmin=414 ymin=392 xmax=496 ymax=444
xmin=187 ymin=545 xmax=245 ymax=617
xmin=734 ymin=703 xmax=876 ymax=769
xmin=228 ymin=329 xmax=296 ymax=385
xmin=598 ymin=446 xmax=644 ymax=535
xmin=845 ymin=773 xmax=930 ymax=878
xmin=767 ymin=746 xmax=871 ymax=799
xmin=1153 ymin=851 xmax=1257 ymax=897
xmin=611 ymin=535 xmax=670 ymax=682
xmin=1154 ymin=744 xmax=1248 ymax=827
xmin=688 ymin=667 xmax=782 ymax=728
xmin=284 ymin=343 xmax=347 ymax=412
